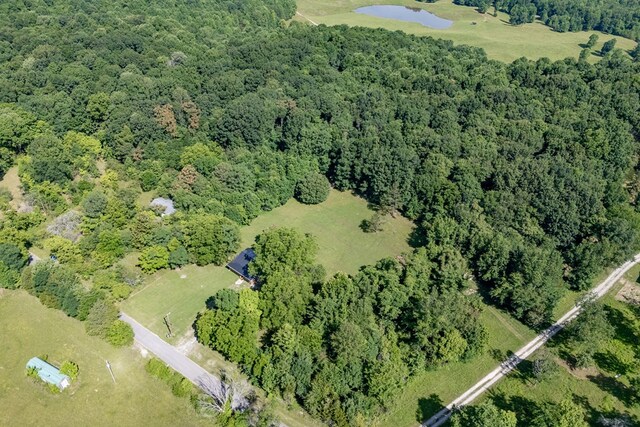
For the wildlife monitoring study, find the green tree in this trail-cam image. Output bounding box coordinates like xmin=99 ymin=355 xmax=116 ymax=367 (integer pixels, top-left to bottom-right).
xmin=138 ymin=245 xmax=170 ymax=273
xmin=182 ymin=214 xmax=240 ymax=266
xmin=295 ymin=173 xmax=330 ymax=205
xmin=251 ymin=227 xmax=318 ymax=278
xmin=601 ymin=38 xmax=617 ymax=55
xmin=451 ymin=400 xmax=517 ymax=427
xmin=106 ymin=320 xmax=134 ymax=347
xmin=531 ymin=398 xmax=588 ymax=427
xmin=586 ymin=34 xmax=599 ymax=48
xmin=565 ymin=301 xmax=614 ymax=367
xmin=85 ymin=299 xmax=118 ymax=338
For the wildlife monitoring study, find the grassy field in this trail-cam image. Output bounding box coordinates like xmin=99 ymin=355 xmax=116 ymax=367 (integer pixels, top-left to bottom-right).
xmin=0 ymin=166 xmax=24 ymax=210
xmin=121 ymin=264 xmax=238 ymax=341
xmin=295 ymin=0 xmax=637 ymax=63
xmin=241 ymin=189 xmax=414 ymax=276
xmin=487 ymin=277 xmax=640 ymax=424
xmin=0 ymin=290 xmax=207 ymax=427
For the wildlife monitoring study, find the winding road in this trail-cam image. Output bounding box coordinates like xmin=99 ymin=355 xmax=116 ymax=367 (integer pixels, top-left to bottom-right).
xmin=119 ymin=313 xmax=223 ymax=392
xmin=423 ymin=253 xmax=640 ymax=427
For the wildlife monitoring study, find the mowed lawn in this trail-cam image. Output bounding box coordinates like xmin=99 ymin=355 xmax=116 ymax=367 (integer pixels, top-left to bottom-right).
xmin=0 ymin=290 xmax=206 ymax=427
xmin=121 ymin=264 xmax=237 ymax=341
xmin=295 ymin=0 xmax=637 ymax=63
xmin=241 ymin=190 xmax=414 ymax=276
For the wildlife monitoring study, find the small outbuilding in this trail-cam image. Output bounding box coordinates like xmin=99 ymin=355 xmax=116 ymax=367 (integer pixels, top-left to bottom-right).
xmin=150 ymin=197 xmax=176 ymax=216
xmin=227 ymin=248 xmax=257 ymax=283
xmin=26 ymin=357 xmax=71 ymax=390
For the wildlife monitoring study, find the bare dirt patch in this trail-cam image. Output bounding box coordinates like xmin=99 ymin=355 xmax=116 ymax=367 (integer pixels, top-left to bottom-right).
xmin=175 ymin=329 xmax=197 ymax=355
xmin=615 ymin=279 xmax=640 ymax=305
xmin=555 ymin=357 xmax=598 ymax=380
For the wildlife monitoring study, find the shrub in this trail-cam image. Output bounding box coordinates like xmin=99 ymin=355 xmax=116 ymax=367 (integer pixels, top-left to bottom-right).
xmin=171 ymin=376 xmax=193 ymax=398
xmin=60 ymin=360 xmax=79 ymax=380
xmin=146 ymin=358 xmax=172 ymax=381
xmin=106 ymin=320 xmax=134 ymax=347
xmin=295 ymin=173 xmax=330 ymax=205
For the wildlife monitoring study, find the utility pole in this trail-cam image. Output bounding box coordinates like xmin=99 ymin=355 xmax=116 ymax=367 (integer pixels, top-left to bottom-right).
xmin=163 ymin=312 xmax=173 ymax=338
xmin=105 ymin=360 xmax=116 ymax=383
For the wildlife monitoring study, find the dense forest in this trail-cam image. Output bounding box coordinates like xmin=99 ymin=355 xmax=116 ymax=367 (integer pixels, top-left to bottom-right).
xmin=1 ymin=0 xmax=640 ymax=425
xmin=452 ymin=0 xmax=640 ymax=38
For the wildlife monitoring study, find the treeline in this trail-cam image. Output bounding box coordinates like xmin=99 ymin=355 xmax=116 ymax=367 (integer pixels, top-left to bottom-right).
xmin=196 ymin=228 xmax=487 ymax=425
xmin=1 ymin=0 xmax=640 ymax=329
xmin=453 ymin=0 xmax=640 ymax=38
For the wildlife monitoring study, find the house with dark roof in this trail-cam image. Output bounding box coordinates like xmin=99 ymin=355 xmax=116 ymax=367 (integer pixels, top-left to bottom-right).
xmin=226 ymin=248 xmax=257 ymax=282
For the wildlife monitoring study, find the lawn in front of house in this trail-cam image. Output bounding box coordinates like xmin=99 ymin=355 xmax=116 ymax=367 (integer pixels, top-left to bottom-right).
xmin=120 ymin=264 xmax=238 ymax=341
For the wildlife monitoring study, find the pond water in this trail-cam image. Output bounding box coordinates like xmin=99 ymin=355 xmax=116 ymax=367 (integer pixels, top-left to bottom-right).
xmin=354 ymin=5 xmax=453 ymax=29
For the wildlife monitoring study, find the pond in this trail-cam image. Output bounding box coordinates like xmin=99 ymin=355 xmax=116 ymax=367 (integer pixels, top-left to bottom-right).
xmin=354 ymin=5 xmax=453 ymax=29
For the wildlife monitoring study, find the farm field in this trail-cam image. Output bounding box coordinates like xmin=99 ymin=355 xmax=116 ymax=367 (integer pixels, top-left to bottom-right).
xmin=241 ymin=189 xmax=414 ymax=276
xmin=294 ymin=0 xmax=637 ymax=63
xmin=0 ymin=290 xmax=206 ymax=427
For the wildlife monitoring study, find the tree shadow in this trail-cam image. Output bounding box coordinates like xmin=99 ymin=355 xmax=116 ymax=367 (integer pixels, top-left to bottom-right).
xmin=587 ymin=373 xmax=633 ymax=406
xmin=416 ymin=393 xmax=444 ymax=423
xmin=491 ymin=393 xmax=540 ymax=425
xmin=593 ymin=351 xmax=632 ymax=376
xmin=489 ymin=348 xmax=507 ymax=362
xmin=572 ymin=394 xmax=600 ymax=426
xmin=407 ymin=225 xmax=427 ymax=248
xmin=606 ymin=306 xmax=638 ymax=347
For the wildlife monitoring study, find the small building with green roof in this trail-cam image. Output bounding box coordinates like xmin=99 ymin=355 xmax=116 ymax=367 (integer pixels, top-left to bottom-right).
xmin=26 ymin=357 xmax=71 ymax=390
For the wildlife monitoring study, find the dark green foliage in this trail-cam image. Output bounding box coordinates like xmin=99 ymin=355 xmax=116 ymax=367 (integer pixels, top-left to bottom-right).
xmin=197 ymin=231 xmax=486 ymax=425
xmin=451 ymin=399 xmax=517 ymax=427
xmin=0 ymin=243 xmax=28 ymax=272
xmin=295 ymin=173 xmax=330 ymax=205
xmin=181 ymin=214 xmax=240 ymax=266
xmin=563 ymin=301 xmax=614 ymax=367
xmin=20 ymin=262 xmax=82 ymax=318
xmin=601 ymin=38 xmax=618 ymax=55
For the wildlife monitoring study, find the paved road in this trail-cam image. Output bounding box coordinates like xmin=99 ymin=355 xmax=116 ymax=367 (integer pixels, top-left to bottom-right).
xmin=120 ymin=312 xmax=223 ymax=392
xmin=423 ymin=252 xmax=640 ymax=427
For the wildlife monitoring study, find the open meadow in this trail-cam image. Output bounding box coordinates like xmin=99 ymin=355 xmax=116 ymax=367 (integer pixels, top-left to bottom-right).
xmin=241 ymin=189 xmax=414 ymax=276
xmin=0 ymin=290 xmax=206 ymax=427
xmin=295 ymin=0 xmax=637 ymax=63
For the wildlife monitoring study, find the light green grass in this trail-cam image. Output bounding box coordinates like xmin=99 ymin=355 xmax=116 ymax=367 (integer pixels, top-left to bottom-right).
xmin=241 ymin=190 xmax=414 ymax=276
xmin=0 ymin=166 xmax=24 ymax=210
xmin=377 ymin=301 xmax=536 ymax=426
xmin=295 ymin=0 xmax=637 ymax=63
xmin=121 ymin=264 xmax=238 ymax=341
xmin=0 ymin=290 xmax=206 ymax=427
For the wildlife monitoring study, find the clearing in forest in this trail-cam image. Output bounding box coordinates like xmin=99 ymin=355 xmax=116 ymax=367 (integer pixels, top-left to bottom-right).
xmin=240 ymin=189 xmax=414 ymax=276
xmin=295 ymin=0 xmax=637 ymax=63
